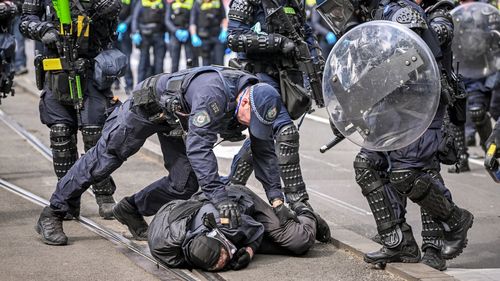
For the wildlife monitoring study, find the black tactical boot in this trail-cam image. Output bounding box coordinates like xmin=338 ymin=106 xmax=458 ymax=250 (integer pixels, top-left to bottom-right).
xmin=442 ymin=208 xmax=474 ymax=259
xmin=96 ymin=194 xmax=115 ymax=220
xmin=292 ymin=201 xmax=331 ymax=243
xmin=35 ymin=206 xmax=68 ymax=245
xmin=421 ymin=247 xmax=447 ymax=271
xmin=113 ymin=199 xmax=148 ymax=241
xmin=364 ymin=223 xmax=421 ymax=269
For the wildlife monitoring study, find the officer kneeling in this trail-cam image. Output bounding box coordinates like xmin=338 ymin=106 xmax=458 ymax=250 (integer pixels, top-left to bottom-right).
xmin=148 ymin=185 xmax=321 ymax=271
xmin=35 ymin=66 xmax=291 ymax=245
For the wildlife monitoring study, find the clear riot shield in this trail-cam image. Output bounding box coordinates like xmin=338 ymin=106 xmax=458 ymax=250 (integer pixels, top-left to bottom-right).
xmin=451 ymin=3 xmax=500 ymax=79
xmin=323 ymin=21 xmax=441 ymax=151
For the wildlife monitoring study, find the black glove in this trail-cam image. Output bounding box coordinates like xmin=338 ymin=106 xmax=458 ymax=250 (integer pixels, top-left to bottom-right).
xmin=277 ymin=35 xmax=296 ymax=56
xmin=41 ymin=29 xmax=59 ymax=46
xmin=273 ymin=203 xmax=299 ymax=226
xmin=230 ymin=248 xmax=251 ymax=270
xmin=216 ymin=199 xmax=242 ymax=229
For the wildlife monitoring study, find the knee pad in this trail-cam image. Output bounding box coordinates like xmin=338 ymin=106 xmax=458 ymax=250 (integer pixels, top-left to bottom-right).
xmin=469 ymin=106 xmax=488 ymax=125
xmin=353 ymin=154 xmax=386 ymax=195
xmin=50 ymin=124 xmax=77 ymax=179
xmin=81 ymin=125 xmax=103 ymax=152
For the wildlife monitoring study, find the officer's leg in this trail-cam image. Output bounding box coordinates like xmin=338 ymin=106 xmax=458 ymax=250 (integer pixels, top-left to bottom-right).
xmin=354 ymin=150 xmax=420 ymax=267
xmin=113 ymin=133 xmax=198 ymax=240
xmin=200 ymin=40 xmax=211 ymax=66
xmin=419 ymin=170 xmax=450 ymax=271
xmin=489 ymin=88 xmax=500 ymax=121
xmin=137 ymin=36 xmax=151 ymax=83
xmin=122 ymin=30 xmax=134 ymax=90
xmin=468 ymin=90 xmax=492 ymax=150
xmin=80 ymin=83 xmax=118 ymax=219
xmin=170 ymin=36 xmax=181 ymax=73
xmin=37 ymin=100 xmax=161 ymax=245
xmin=214 ymin=41 xmax=225 ymax=66
xmin=185 ymin=41 xmax=198 ymax=68
xmin=152 ymin=36 xmax=166 ymax=76
xmin=447 ymin=122 xmax=470 ymax=173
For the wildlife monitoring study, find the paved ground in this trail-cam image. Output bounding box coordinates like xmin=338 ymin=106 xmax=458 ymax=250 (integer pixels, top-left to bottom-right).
xmin=1 ymin=40 xmax=499 ymax=280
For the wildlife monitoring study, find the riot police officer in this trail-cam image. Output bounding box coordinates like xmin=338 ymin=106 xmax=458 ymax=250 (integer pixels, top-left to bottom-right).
xmin=34 ymin=66 xmax=288 ymax=246
xmin=317 ymin=0 xmax=474 ymax=270
xmin=131 ymin=0 xmax=167 ymax=83
xmin=148 ymin=184 xmax=320 ymax=271
xmin=0 ymin=0 xmax=16 ymax=104
xmin=226 ymin=0 xmax=330 ymax=243
xmin=189 ymin=0 xmax=227 ymax=66
xmin=116 ymin=0 xmax=137 ymax=93
xmin=20 ymin=0 xmax=123 ymax=219
xmin=166 ymin=0 xmax=198 ymax=72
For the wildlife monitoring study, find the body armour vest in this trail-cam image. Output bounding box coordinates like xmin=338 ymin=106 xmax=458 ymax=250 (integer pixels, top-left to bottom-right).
xmin=171 ymin=0 xmax=194 ymax=28
xmin=196 ymin=0 xmax=224 ymax=37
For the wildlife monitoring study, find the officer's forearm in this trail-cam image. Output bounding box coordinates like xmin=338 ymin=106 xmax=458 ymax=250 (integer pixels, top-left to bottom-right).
xmin=227 ymin=33 xmax=285 ymax=54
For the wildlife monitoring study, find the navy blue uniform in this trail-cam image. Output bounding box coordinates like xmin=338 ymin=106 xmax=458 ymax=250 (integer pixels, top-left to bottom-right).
xmin=49 ymin=67 xmax=284 ymax=216
xmin=116 ymin=0 xmax=137 ymax=91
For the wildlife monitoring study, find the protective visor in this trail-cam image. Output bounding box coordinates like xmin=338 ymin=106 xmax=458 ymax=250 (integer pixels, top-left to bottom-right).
xmin=316 ymin=0 xmax=355 ymax=35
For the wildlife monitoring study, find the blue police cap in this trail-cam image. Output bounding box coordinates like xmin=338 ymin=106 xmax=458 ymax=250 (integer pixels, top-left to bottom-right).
xmin=249 ymin=83 xmax=280 ymax=140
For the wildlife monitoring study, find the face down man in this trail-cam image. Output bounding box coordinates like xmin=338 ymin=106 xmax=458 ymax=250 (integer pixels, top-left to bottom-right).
xmin=148 ymin=184 xmax=319 ymax=271
xmin=35 ymin=66 xmax=307 ymax=246
xmin=20 ymin=0 xmax=124 ymax=219
xmin=225 ymin=0 xmax=331 ymax=242
xmin=317 ymin=0 xmax=474 ymax=270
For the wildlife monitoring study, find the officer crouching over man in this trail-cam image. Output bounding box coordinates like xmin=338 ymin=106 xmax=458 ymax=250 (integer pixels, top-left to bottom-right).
xmin=35 ymin=66 xmax=331 ymax=251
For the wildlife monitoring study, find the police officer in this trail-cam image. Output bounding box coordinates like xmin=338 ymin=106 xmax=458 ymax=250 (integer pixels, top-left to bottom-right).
xmin=116 ymin=0 xmax=137 ymax=93
xmin=226 ymin=0 xmax=330 ymax=242
xmin=20 ymin=0 xmax=122 ymax=219
xmin=189 ymin=0 xmax=227 ymax=66
xmin=131 ymin=0 xmax=167 ymax=83
xmin=147 ymin=184 xmax=320 ymax=271
xmin=35 ymin=66 xmax=287 ymax=245
xmin=166 ymin=0 xmax=198 ymax=72
xmin=11 ymin=0 xmax=27 ymax=75
xmin=318 ymin=0 xmax=474 ymax=270
xmin=0 ymin=0 xmax=16 ymax=103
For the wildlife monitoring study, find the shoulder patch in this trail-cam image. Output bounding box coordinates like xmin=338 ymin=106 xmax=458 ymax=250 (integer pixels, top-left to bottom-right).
xmin=192 ymin=110 xmax=211 ymax=127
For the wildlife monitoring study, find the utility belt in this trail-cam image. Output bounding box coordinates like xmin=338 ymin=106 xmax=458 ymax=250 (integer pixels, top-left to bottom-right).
xmin=139 ymin=23 xmax=165 ymax=35
xmin=132 ymin=74 xmax=189 ymax=139
xmin=229 ymin=58 xmax=311 ymax=120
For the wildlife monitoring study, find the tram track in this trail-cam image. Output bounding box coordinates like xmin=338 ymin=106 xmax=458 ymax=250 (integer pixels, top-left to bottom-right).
xmin=0 ymin=108 xmax=225 ymax=281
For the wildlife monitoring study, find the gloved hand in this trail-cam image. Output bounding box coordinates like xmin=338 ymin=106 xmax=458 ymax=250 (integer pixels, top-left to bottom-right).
xmin=117 ymin=22 xmax=128 ymax=34
xmin=272 ymin=202 xmax=299 ymax=226
xmin=132 ymin=33 xmax=142 ymax=46
xmin=175 ymin=29 xmax=189 ymax=42
xmin=164 ymin=32 xmax=170 ymax=44
xmin=230 ymin=248 xmax=252 ymax=270
xmin=326 ymin=32 xmax=337 ymax=45
xmin=279 ymin=36 xmax=296 ymax=56
xmin=218 ymin=29 xmax=228 ymax=44
xmin=216 ymin=199 xmax=241 ymax=229
xmin=191 ymin=34 xmax=202 ymax=47
xmin=41 ymin=29 xmax=59 ymax=46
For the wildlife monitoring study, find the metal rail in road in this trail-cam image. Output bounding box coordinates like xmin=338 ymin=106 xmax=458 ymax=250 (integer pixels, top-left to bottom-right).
xmin=0 ymin=108 xmax=224 ymax=281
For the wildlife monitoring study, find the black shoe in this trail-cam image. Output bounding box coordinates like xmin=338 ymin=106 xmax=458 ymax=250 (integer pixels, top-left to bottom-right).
xmin=448 ymin=157 xmax=471 ymax=174
xmin=421 ymin=247 xmax=447 ymax=271
xmin=96 ymin=195 xmax=115 ymax=220
xmin=442 ymin=209 xmax=474 ymax=260
xmin=112 ymin=199 xmax=148 ymax=241
xmin=364 ymin=224 xmax=420 ymax=268
xmin=35 ymin=206 xmax=68 ymax=245
xmin=371 ymin=233 xmax=383 ymax=245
